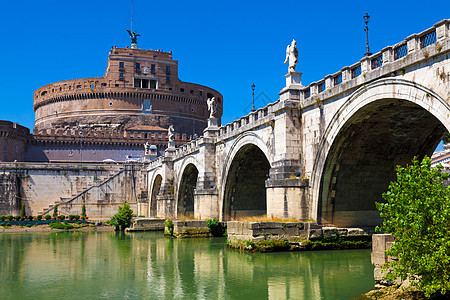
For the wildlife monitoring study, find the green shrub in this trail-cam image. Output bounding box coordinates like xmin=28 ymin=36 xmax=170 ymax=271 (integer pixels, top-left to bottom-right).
xmin=20 ymin=204 xmax=26 ymax=218
xmin=1 ymin=222 xmax=11 ymax=228
xmin=107 ymin=202 xmax=134 ymax=231
xmin=74 ymin=215 xmax=80 ymax=220
xmin=138 ymin=215 xmax=145 ymax=217
xmin=14 ymin=216 xmax=21 ymax=221
xmin=207 ymin=218 xmax=226 ymax=237
xmin=377 ymin=156 xmax=450 ymax=297
xmin=53 ymin=205 xmax=58 ymax=218
xmin=0 ymin=216 xmax=5 ymax=221
xmin=49 ymin=222 xmax=74 ymax=229
xmin=59 ymin=215 xmax=65 ymax=220
xmin=45 ymin=215 xmax=51 ymax=220
xmin=27 ymin=215 xmax=33 ymax=221
xmin=165 ymin=219 xmax=174 ymax=236
xmin=36 ymin=215 xmax=42 ymax=220
xmin=68 ymin=215 xmax=74 ymax=220
xmin=7 ymin=215 xmax=13 ymax=221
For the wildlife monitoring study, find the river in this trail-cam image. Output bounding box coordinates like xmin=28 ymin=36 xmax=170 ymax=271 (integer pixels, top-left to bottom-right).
xmin=0 ymin=231 xmax=373 ymax=299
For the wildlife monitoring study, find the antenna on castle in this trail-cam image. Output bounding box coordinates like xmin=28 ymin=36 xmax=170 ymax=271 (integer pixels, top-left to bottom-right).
xmin=127 ymin=0 xmax=140 ymax=49
xmin=130 ymin=0 xmax=133 ymax=32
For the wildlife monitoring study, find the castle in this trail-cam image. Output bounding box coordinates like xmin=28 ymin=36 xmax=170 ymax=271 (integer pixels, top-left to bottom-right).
xmin=1 ymin=43 xmax=222 ymax=162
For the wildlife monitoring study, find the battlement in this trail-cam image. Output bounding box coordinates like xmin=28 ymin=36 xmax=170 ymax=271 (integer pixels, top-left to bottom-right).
xmin=109 ymin=46 xmax=173 ymax=60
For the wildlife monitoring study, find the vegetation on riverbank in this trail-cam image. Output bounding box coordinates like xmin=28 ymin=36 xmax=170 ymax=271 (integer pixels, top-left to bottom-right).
xmin=376 ymin=156 xmax=450 ymax=298
xmin=364 ymin=284 xmax=450 ymax=300
xmin=107 ymin=202 xmax=134 ymax=231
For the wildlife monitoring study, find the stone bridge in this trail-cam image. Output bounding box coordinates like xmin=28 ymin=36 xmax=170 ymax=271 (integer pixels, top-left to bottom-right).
xmin=146 ymin=20 xmax=450 ymax=227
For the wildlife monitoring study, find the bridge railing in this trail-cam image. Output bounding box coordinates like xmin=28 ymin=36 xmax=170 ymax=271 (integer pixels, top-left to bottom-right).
xmin=217 ymin=101 xmax=276 ymax=142
xmin=173 ymin=139 xmax=200 ymax=159
xmin=300 ymin=19 xmax=449 ymax=106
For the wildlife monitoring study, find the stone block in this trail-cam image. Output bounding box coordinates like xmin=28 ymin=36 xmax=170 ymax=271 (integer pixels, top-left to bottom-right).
xmin=322 ymin=227 xmax=338 ymax=239
xmin=249 ymin=222 xmax=260 ymax=230
xmin=309 ymin=229 xmax=323 ymax=240
xmin=347 ymin=228 xmax=369 ymax=237
xmin=337 ymin=228 xmax=348 ymax=237
xmin=259 ymin=222 xmax=283 ymax=229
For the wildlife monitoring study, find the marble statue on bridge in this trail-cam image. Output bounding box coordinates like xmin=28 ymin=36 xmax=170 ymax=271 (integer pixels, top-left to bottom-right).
xmin=168 ymin=125 xmax=175 ymax=142
xmin=207 ymin=97 xmax=217 ymax=119
xmin=284 ymin=39 xmax=298 ymax=73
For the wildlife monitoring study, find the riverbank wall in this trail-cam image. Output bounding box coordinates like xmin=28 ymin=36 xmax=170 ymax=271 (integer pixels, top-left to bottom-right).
xmin=0 ymin=162 xmax=148 ymax=218
xmin=227 ymin=221 xmax=374 ymax=251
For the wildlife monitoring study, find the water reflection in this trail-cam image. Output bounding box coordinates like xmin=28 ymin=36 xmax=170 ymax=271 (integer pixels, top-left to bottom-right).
xmin=0 ymin=232 xmax=373 ymax=299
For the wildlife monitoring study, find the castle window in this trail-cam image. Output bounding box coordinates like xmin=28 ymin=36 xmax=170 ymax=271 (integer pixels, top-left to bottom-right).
xmin=90 ymin=84 xmax=94 ymax=88
xmin=41 ymin=91 xmax=47 ymax=96
xmin=166 ymin=76 xmax=171 ymax=83
xmin=119 ymin=73 xmax=124 ymax=80
xmin=190 ymin=90 xmax=194 ymax=95
xmin=109 ymin=102 xmax=113 ymax=106
xmin=77 ymin=85 xmax=82 ymax=89
xmin=180 ymin=88 xmax=185 ymax=93
xmin=134 ymin=78 xmax=157 ymax=89
xmin=136 ymin=63 xmax=140 ymax=70
xmin=101 ymin=83 xmax=107 ymax=87
xmin=119 ymin=62 xmax=124 ymax=69
xmin=166 ymin=66 xmax=170 ymax=75
xmin=151 ymin=64 xmax=156 ymax=74
xmin=199 ymin=90 xmax=203 ymax=97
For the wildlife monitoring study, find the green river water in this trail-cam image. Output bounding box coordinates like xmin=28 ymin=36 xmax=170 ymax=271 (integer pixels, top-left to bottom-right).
xmin=0 ymin=231 xmax=374 ymax=299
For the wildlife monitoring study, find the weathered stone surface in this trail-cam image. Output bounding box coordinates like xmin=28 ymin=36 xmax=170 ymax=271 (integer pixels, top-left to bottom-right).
xmin=308 ymin=229 xmax=323 ymax=240
xmin=126 ymin=218 xmax=165 ymax=231
xmin=347 ymin=228 xmax=369 ymax=237
xmin=322 ymin=227 xmax=338 ymax=239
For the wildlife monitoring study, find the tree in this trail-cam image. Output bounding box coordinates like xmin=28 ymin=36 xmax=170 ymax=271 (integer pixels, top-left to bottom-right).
xmin=376 ymin=156 xmax=450 ymax=297
xmin=53 ymin=205 xmax=58 ymax=219
xmin=81 ymin=203 xmax=86 ymax=219
xmin=107 ymin=202 xmax=134 ymax=231
xmin=20 ymin=203 xmax=26 ymax=218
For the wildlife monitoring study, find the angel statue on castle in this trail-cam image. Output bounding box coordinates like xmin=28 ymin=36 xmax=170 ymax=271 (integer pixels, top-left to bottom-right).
xmin=284 ymin=39 xmax=298 ymax=73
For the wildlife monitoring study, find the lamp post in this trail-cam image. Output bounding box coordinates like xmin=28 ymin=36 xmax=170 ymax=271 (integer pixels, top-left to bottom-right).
xmin=79 ymin=130 xmax=83 ymax=164
xmin=364 ymin=13 xmax=372 ymax=57
xmin=251 ymin=83 xmax=256 ymax=112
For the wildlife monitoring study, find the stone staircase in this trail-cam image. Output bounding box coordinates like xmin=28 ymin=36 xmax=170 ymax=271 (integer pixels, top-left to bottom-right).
xmin=37 ymin=167 xmax=125 ymax=216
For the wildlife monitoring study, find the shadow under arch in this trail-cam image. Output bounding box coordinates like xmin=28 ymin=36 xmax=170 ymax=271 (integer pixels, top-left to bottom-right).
xmin=310 ymin=78 xmax=450 ymax=227
xmin=149 ymin=174 xmax=162 ymax=217
xmin=222 ymin=143 xmax=271 ymax=220
xmin=177 ymin=163 xmax=199 ymax=218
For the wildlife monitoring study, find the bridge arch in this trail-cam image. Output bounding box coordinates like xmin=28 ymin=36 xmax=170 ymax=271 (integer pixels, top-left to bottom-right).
xmin=221 ymin=132 xmax=272 ymax=220
xmin=148 ymin=169 xmax=163 ymax=217
xmin=311 ymin=78 xmax=450 ymax=227
xmin=176 ymin=156 xmax=201 ymax=218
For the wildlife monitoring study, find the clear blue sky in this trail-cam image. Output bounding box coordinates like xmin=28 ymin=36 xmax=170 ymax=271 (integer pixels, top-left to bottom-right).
xmin=0 ymin=1 xmax=448 ymax=141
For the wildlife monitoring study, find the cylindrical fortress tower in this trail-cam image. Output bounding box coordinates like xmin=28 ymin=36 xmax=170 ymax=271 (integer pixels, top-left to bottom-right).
xmin=33 ymin=46 xmax=223 ymax=137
